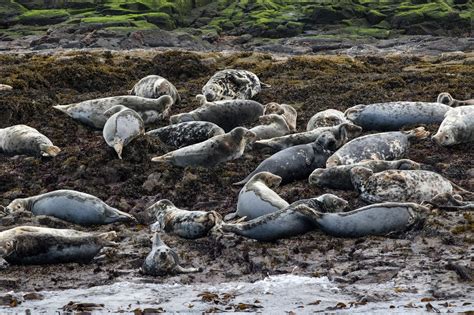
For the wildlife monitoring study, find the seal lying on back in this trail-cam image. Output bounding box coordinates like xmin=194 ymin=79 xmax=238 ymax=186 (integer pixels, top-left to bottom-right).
xmin=130 ymin=75 xmax=180 ymax=104
xmin=149 ymin=200 xmax=221 ymax=239
xmin=309 ymin=159 xmax=421 ymax=190
xmin=0 ymin=226 xmax=117 ymax=267
xmin=0 ymin=125 xmax=60 ymax=157
xmin=151 ymin=127 xmax=256 ymax=167
xmin=307 ymin=109 xmax=348 ymax=131
xmin=142 ymin=233 xmax=201 ymax=276
xmin=146 ymin=121 xmax=225 ymax=149
xmin=263 ymin=102 xmax=297 ymax=131
xmin=432 ymin=105 xmax=474 ymax=146
xmin=345 ymin=102 xmax=452 ymax=131
xmin=53 ymin=95 xmax=173 ymax=129
xmin=437 ymin=92 xmax=474 ymax=107
xmin=249 ymin=114 xmax=291 ymax=141
xmin=202 ymin=69 xmax=268 ymax=101
xmin=170 ymin=95 xmax=264 ymax=132
xmin=6 ymin=190 xmax=136 ymax=226
xmin=326 ymin=127 xmax=430 ymax=167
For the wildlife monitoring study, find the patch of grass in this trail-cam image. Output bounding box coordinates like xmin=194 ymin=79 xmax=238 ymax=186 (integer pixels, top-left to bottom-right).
xmin=18 ymin=9 xmax=70 ymax=25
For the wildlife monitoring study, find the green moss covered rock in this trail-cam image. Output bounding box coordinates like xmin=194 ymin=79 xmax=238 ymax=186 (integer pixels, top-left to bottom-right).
xmin=18 ymin=9 xmax=70 ymax=26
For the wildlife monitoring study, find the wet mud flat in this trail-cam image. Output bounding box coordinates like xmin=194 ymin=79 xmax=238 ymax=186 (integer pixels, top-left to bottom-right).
xmin=0 ymin=49 xmax=473 ymax=312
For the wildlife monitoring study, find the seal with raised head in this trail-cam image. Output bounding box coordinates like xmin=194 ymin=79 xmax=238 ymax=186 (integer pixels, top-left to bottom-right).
xmin=151 ymin=127 xmax=256 ymax=168
xmin=249 ymin=114 xmax=291 ymax=141
xmin=202 ymin=69 xmax=269 ymax=101
xmin=307 ymin=109 xmax=348 ymax=131
xmin=326 ymin=127 xmax=430 ymax=167
xmin=263 ymin=102 xmax=297 ymax=131
xmin=344 ymin=101 xmax=452 ymax=131
xmin=130 ymin=75 xmax=180 ymax=104
xmin=142 ymin=233 xmax=201 ymax=276
xmin=432 ymin=105 xmax=474 ymax=146
xmin=309 ymin=159 xmax=421 ymax=190
xmin=149 ymin=200 xmax=221 ymax=239
xmin=170 ymin=95 xmax=264 ymax=132
xmin=103 ymin=105 xmax=145 ymax=159
xmin=0 ymin=226 xmax=117 ymax=267
xmin=146 ymin=121 xmax=225 ymax=149
xmin=0 ymin=125 xmax=60 ymax=157
xmin=6 ymin=189 xmax=136 ymax=226
xmin=437 ymin=92 xmax=474 ymax=107
xmin=53 ymin=95 xmax=173 ymax=129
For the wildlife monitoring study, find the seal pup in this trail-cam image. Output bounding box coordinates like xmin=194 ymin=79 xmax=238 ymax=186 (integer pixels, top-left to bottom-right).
xmin=432 ymin=105 xmax=474 ymax=146
xmin=309 ymin=159 xmax=421 ymax=190
xmin=103 ymin=105 xmax=145 ymax=159
xmin=263 ymin=102 xmax=297 ymax=131
xmin=350 ymin=168 xmax=473 ymax=204
xmin=0 ymin=125 xmax=60 ymax=157
xmin=151 ymin=127 xmax=256 ymax=168
xmin=307 ymin=109 xmax=348 ymax=131
xmin=437 ymin=92 xmax=474 ymax=107
xmin=202 ymin=69 xmax=269 ymax=101
xmin=146 ymin=121 xmax=225 ymax=149
xmin=326 ymin=127 xmax=430 ymax=167
xmin=0 ymin=226 xmax=117 ymax=267
xmin=0 ymin=84 xmax=13 ymax=91
xmin=6 ymin=190 xmax=136 ymax=226
xmin=142 ymin=233 xmax=201 ymax=276
xmin=345 ymin=101 xmax=452 ymax=131
xmin=130 ymin=75 xmax=180 ymax=104
xmin=53 ymin=95 xmax=173 ymax=129
xmin=249 ymin=114 xmax=291 ymax=141
xmin=149 ymin=200 xmax=221 ymax=239
xmin=170 ymin=95 xmax=264 ymax=132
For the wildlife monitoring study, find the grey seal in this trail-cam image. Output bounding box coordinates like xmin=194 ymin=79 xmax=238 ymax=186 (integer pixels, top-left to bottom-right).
xmin=432 ymin=105 xmax=474 ymax=146
xmin=326 ymin=127 xmax=430 ymax=167
xmin=263 ymin=102 xmax=297 ymax=131
xmin=6 ymin=189 xmax=136 ymax=226
xmin=202 ymin=69 xmax=269 ymax=101
xmin=307 ymin=109 xmax=348 ymax=131
xmin=249 ymin=114 xmax=291 ymax=141
xmin=309 ymin=159 xmax=421 ymax=190
xmin=130 ymin=75 xmax=180 ymax=104
xmin=0 ymin=125 xmax=60 ymax=157
xmin=437 ymin=92 xmax=474 ymax=107
xmin=146 ymin=121 xmax=225 ymax=149
xmin=151 ymin=127 xmax=256 ymax=168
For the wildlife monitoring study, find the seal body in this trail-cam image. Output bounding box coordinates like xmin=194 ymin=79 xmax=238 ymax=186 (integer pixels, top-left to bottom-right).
xmin=130 ymin=75 xmax=180 ymax=104
xmin=202 ymin=69 xmax=266 ymax=101
xmin=151 ymin=127 xmax=256 ymax=168
xmin=0 ymin=125 xmax=60 ymax=157
xmin=6 ymin=190 xmax=136 ymax=226
xmin=307 ymin=109 xmax=348 ymax=131
xmin=309 ymin=159 xmax=421 ymax=190
xmin=432 ymin=105 xmax=474 ymax=146
xmin=146 ymin=121 xmax=225 ymax=149
xmin=149 ymin=200 xmax=221 ymax=239
xmin=263 ymin=102 xmax=297 ymax=131
xmin=437 ymin=92 xmax=474 ymax=107
xmin=249 ymin=114 xmax=291 ymax=141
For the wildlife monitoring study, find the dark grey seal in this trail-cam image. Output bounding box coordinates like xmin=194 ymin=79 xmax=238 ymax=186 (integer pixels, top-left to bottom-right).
xmin=130 ymin=75 xmax=180 ymax=104
xmin=0 ymin=125 xmax=60 ymax=157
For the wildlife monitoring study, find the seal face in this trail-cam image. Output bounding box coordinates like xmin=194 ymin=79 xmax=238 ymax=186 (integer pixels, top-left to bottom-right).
xmin=0 ymin=125 xmax=60 ymax=157
xmin=432 ymin=105 xmax=474 ymax=146
xmin=6 ymin=189 xmax=136 ymax=226
xmin=202 ymin=69 xmax=266 ymax=101
xmin=307 ymin=109 xmax=348 ymax=131
xmin=263 ymin=102 xmax=297 ymax=131
xmin=249 ymin=114 xmax=291 ymax=141
xmin=130 ymin=75 xmax=180 ymax=104
xmin=151 ymin=127 xmax=256 ymax=168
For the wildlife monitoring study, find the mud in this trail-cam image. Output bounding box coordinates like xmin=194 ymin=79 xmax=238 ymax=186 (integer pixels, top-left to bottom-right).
xmin=0 ymin=50 xmax=473 ymax=311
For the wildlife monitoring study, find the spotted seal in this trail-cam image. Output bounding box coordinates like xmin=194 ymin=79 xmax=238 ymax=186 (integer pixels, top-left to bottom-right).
xmin=263 ymin=102 xmax=297 ymax=131
xmin=309 ymin=159 xmax=421 ymax=190
xmin=142 ymin=233 xmax=201 ymax=276
xmin=6 ymin=189 xmax=136 ymax=226
xmin=146 ymin=121 xmax=225 ymax=149
xmin=326 ymin=127 xmax=430 ymax=167
xmin=437 ymin=92 xmax=474 ymax=107
xmin=151 ymin=127 xmax=256 ymax=167
xmin=130 ymin=75 xmax=180 ymax=104
xmin=249 ymin=114 xmax=291 ymax=141
xmin=53 ymin=95 xmax=173 ymax=129
xmin=344 ymin=101 xmax=452 ymax=131
xmin=0 ymin=125 xmax=60 ymax=157
xmin=0 ymin=226 xmax=117 ymax=267
xmin=149 ymin=200 xmax=221 ymax=239
xmin=307 ymin=109 xmax=348 ymax=131
xmin=202 ymin=69 xmax=269 ymax=101
xmin=432 ymin=105 xmax=474 ymax=146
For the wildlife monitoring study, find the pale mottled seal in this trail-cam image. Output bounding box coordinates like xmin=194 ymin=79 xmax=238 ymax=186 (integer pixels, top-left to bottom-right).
xmin=142 ymin=233 xmax=201 ymax=276
xmin=53 ymin=95 xmax=173 ymax=129
xmin=149 ymin=200 xmax=221 ymax=239
xmin=432 ymin=105 xmax=474 ymax=146
xmin=151 ymin=127 xmax=256 ymax=168
xmin=170 ymin=95 xmax=264 ymax=132
xmin=309 ymin=159 xmax=421 ymax=190
xmin=263 ymin=102 xmax=297 ymax=131
xmin=103 ymin=105 xmax=145 ymax=159
xmin=202 ymin=69 xmax=269 ymax=101
xmin=345 ymin=101 xmax=452 ymax=131
xmin=146 ymin=121 xmax=225 ymax=149
xmin=0 ymin=226 xmax=117 ymax=267
xmin=0 ymin=125 xmax=60 ymax=157
xmin=130 ymin=75 xmax=180 ymax=104
xmin=307 ymin=109 xmax=348 ymax=131
xmin=6 ymin=190 xmax=136 ymax=226
xmin=437 ymin=92 xmax=474 ymax=107
xmin=249 ymin=114 xmax=291 ymax=141
xmin=326 ymin=127 xmax=430 ymax=167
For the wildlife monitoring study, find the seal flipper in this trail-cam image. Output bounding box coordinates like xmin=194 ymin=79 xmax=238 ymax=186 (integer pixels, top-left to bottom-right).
xmin=0 ymin=258 xmax=9 ymax=270
xmin=151 ymin=152 xmax=174 ymax=164
xmin=261 ymin=82 xmax=271 ymax=88
xmin=175 ymin=265 xmax=202 ymax=274
xmin=40 ymin=145 xmax=61 ymax=157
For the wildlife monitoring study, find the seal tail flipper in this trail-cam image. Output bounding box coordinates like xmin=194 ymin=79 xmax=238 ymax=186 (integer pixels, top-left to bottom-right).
xmin=40 ymin=145 xmax=61 ymax=157
xmin=232 ymin=178 xmax=249 ymax=186
xmin=451 ymin=182 xmax=474 ymax=199
xmin=151 ymin=153 xmax=173 ymax=163
xmin=98 ymin=231 xmax=118 ymax=245
xmin=52 ymin=104 xmax=70 ymax=113
xmin=261 ymin=82 xmax=271 ymax=88
xmin=407 ymin=126 xmax=430 ymax=140
xmin=175 ymin=265 xmax=202 ymax=274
